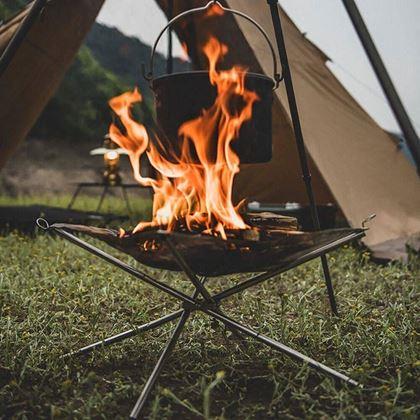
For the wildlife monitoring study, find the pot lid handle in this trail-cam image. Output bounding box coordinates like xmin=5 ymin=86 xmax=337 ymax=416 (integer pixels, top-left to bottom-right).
xmin=143 ymin=0 xmax=282 ymax=90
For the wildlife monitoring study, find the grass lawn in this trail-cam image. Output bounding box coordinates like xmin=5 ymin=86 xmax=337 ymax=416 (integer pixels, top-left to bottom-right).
xmin=0 ymin=195 xmax=419 ymax=418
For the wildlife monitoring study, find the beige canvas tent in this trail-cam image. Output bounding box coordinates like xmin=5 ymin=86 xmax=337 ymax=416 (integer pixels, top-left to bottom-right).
xmin=1 ymin=0 xmax=419 ymax=258
xmin=0 ymin=0 xmax=104 ymax=169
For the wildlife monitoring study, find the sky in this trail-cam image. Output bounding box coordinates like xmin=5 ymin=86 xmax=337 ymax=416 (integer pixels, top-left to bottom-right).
xmin=97 ymin=0 xmax=420 ymax=134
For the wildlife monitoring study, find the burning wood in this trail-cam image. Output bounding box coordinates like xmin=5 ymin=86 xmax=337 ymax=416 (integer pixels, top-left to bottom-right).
xmin=117 ymin=211 xmax=297 ymax=241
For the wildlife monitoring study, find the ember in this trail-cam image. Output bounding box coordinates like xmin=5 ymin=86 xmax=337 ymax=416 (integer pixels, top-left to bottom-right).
xmin=108 ymin=37 xmax=258 ymax=239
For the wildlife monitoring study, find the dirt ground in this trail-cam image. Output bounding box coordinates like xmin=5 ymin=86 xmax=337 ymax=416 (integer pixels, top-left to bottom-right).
xmin=0 ymin=137 xmax=143 ymax=197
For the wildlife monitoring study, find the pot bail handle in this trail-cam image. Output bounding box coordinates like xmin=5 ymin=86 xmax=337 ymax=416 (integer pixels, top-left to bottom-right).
xmin=142 ymin=0 xmax=283 ymax=90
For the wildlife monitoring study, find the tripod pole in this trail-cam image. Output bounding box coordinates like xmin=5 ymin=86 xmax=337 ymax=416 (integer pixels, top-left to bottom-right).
xmin=267 ymin=0 xmax=338 ymax=315
xmin=342 ymin=0 xmax=420 ymax=173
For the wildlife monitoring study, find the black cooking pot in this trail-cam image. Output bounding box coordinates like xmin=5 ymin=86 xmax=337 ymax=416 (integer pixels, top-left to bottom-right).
xmin=143 ymin=0 xmax=282 ymax=164
xmin=152 ymin=71 xmax=275 ymax=163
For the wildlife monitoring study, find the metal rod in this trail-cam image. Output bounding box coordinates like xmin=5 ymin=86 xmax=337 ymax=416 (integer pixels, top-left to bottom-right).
xmin=129 ymin=310 xmax=190 ymax=419
xmin=146 ymin=0 xmax=281 ymax=88
xmin=205 ymin=308 xmax=359 ymax=387
xmin=0 ymin=0 xmax=47 ymax=77
xmin=320 ymin=258 xmax=337 ymax=315
xmin=165 ymin=236 xmax=215 ymax=303
xmin=67 ymin=184 xmax=82 ymax=210
xmin=121 ymin=186 xmax=133 ymax=219
xmin=166 ymin=0 xmax=174 ymax=74
xmin=129 ymin=278 xmax=207 ymax=417
xmin=165 ymin=237 xmax=247 ymax=343
xmin=96 ymin=185 xmax=108 ymax=212
xmin=62 ymin=310 xmax=184 ymax=358
xmin=49 ymin=226 xmax=197 ymax=306
xmin=267 ymin=0 xmax=338 ymax=316
xmin=342 ymin=0 xmax=420 ymax=173
xmin=214 ymin=230 xmax=365 ymax=302
xmin=68 ymin=182 xmax=145 ymax=188
xmin=65 ymin=277 xmax=208 ymax=358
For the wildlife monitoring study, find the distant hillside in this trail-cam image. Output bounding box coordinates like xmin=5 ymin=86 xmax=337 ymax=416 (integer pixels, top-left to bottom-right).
xmin=1 ymin=1 xmax=190 ymax=142
xmin=85 ymin=23 xmax=190 ymax=104
xmin=34 ymin=22 xmax=189 ymax=141
xmin=33 ymin=45 xmax=127 ymax=141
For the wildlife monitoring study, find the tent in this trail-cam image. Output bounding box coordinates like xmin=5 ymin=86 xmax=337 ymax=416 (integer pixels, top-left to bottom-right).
xmin=1 ymin=0 xmax=419 ymax=259
xmin=0 ymin=0 xmax=104 ymax=169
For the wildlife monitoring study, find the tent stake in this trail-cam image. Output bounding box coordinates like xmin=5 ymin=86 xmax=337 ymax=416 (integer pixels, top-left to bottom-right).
xmin=267 ymin=0 xmax=338 ymax=316
xmin=342 ymin=0 xmax=420 ymax=174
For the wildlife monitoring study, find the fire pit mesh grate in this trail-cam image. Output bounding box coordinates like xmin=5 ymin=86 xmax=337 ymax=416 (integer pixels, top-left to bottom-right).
xmin=50 ymin=222 xmax=365 ymax=276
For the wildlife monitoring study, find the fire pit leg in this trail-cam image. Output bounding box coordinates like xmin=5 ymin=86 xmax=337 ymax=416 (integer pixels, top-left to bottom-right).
xmin=128 ymin=277 xmax=208 ymax=418
xmin=205 ymin=308 xmax=360 ymax=387
xmin=165 ymin=236 xmax=248 ymax=346
xmin=60 ymin=273 xmax=208 ymax=359
xmin=62 ymin=310 xmax=184 ymax=358
xmin=164 ymin=236 xmax=215 ymax=302
xmin=129 ymin=310 xmax=191 ymax=419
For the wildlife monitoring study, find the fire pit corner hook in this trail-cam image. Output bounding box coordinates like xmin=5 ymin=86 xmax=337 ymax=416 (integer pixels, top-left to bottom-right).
xmin=36 ymin=217 xmax=50 ymax=231
xmin=362 ymin=213 xmax=376 ymax=229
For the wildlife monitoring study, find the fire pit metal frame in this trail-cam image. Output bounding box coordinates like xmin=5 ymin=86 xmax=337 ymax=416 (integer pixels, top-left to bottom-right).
xmin=37 ymin=218 xmax=364 ymax=419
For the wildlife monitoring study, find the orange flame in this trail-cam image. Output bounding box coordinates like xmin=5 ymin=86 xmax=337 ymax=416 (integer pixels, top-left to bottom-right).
xmin=205 ymin=2 xmax=225 ymax=17
xmin=179 ymin=42 xmax=190 ymax=62
xmin=108 ymin=37 xmax=259 ymax=238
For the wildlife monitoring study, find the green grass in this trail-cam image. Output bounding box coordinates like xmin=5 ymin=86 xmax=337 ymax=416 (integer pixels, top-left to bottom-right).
xmin=0 ymin=193 xmax=152 ymax=223
xmin=0 ymin=195 xmax=419 ymax=418
xmin=0 ymin=194 xmax=152 ymax=234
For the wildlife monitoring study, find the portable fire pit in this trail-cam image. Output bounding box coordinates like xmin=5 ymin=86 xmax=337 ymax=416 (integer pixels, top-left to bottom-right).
xmin=37 ymin=215 xmax=366 ymax=418
xmin=42 ymin=214 xmax=364 ymax=277
xmin=36 ymin=1 xmax=372 ymax=418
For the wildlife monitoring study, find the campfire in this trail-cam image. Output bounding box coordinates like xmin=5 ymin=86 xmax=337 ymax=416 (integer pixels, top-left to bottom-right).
xmin=51 ymin=32 xmax=364 ymax=276
xmin=109 ymin=36 xmax=260 ymax=239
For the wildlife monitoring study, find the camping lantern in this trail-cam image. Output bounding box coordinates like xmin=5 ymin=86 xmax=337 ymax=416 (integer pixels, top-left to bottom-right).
xmin=143 ymin=0 xmax=282 ymax=164
xmin=90 ymin=134 xmax=128 ymax=186
xmin=103 ymin=148 xmax=120 ymax=185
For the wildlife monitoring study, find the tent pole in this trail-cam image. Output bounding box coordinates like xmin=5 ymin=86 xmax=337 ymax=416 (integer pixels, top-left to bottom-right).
xmin=266 ymin=0 xmax=338 ymax=316
xmin=342 ymin=0 xmax=420 ymax=173
xmin=0 ymin=0 xmax=47 ymax=78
